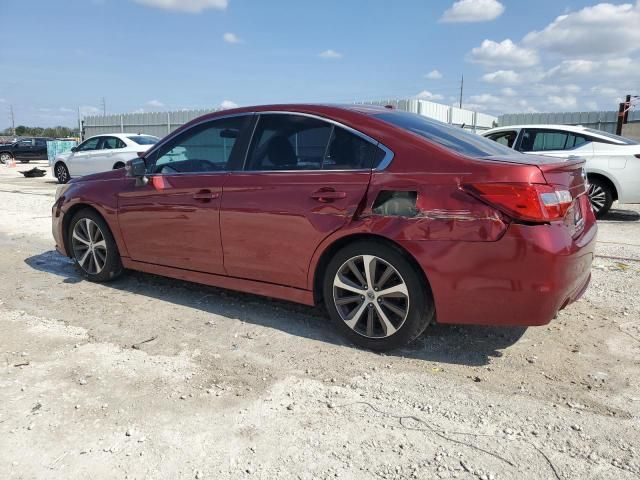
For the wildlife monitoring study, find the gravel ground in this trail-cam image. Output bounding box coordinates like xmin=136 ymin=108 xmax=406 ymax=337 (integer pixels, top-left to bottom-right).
xmin=0 ymin=161 xmax=639 ymax=480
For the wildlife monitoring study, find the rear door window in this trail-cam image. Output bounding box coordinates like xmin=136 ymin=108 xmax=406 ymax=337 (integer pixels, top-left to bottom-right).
xmin=519 ymin=129 xmax=590 ymax=152
xmin=245 ymin=114 xmax=383 ymax=171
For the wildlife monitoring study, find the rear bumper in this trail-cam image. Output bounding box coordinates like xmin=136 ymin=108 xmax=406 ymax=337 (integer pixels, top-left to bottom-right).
xmin=401 ymin=214 xmax=597 ymax=327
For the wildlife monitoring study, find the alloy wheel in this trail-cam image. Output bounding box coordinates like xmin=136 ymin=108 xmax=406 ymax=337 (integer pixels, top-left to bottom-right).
xmin=588 ymin=183 xmax=606 ymax=213
xmin=71 ymin=218 xmax=108 ymax=275
xmin=0 ymin=153 xmax=11 ymax=164
xmin=333 ymin=255 xmax=409 ymax=338
xmin=56 ymin=164 xmax=69 ymax=183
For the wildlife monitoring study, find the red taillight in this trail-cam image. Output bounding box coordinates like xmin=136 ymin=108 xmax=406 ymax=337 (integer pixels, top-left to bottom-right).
xmin=463 ymin=183 xmax=573 ymax=222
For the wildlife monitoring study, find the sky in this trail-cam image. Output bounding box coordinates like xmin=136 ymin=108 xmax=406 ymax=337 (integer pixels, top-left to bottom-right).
xmin=0 ymin=0 xmax=639 ymax=128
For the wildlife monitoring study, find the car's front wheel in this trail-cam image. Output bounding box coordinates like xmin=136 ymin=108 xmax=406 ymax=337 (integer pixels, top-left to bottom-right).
xmin=323 ymin=240 xmax=434 ymax=351
xmin=55 ymin=163 xmax=70 ymax=184
xmin=588 ymin=177 xmax=613 ymax=218
xmin=69 ymin=209 xmax=123 ymax=282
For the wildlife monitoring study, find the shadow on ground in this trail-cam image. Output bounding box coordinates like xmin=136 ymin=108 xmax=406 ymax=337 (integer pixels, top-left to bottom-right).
xmin=600 ymin=208 xmax=640 ymax=222
xmin=25 ymin=250 xmax=526 ymax=366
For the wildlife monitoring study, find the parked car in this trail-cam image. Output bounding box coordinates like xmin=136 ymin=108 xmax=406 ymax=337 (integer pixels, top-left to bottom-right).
xmin=0 ymin=137 xmax=53 ymax=164
xmin=51 ymin=133 xmax=159 ymax=183
xmin=482 ymin=125 xmax=640 ymax=217
xmin=52 ymin=105 xmax=596 ymax=351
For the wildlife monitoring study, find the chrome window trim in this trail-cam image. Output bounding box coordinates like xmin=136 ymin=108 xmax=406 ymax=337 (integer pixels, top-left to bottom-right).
xmin=243 ymin=111 xmax=395 ymax=172
xmin=143 ymin=110 xmax=395 ymax=175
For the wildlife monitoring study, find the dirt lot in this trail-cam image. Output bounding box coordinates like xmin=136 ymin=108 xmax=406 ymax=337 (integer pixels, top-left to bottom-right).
xmin=0 ymin=161 xmax=639 ymax=480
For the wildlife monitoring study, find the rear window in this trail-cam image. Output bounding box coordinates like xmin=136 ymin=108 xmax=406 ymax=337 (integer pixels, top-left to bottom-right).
xmin=374 ymin=111 xmax=515 ymax=157
xmin=128 ymin=135 xmax=159 ymax=145
xmin=583 ymin=128 xmax=638 ymax=145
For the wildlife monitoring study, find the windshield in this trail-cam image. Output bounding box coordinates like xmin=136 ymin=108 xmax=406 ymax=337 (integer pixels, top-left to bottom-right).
xmin=374 ymin=111 xmax=515 ymax=157
xmin=128 ymin=135 xmax=159 ymax=145
xmin=583 ymin=128 xmax=638 ymax=145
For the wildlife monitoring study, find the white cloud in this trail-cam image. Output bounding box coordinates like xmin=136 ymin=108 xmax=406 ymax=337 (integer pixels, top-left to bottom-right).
xmin=319 ymin=49 xmax=343 ymax=59
xmin=223 ymin=32 xmax=242 ymax=44
xmin=547 ymin=95 xmax=578 ymax=109
xmin=424 ymin=69 xmax=443 ymax=80
xmin=415 ymin=90 xmax=444 ymax=101
xmin=468 ymin=39 xmax=538 ymax=67
xmin=59 ymin=107 xmax=74 ymax=113
xmin=523 ymin=2 xmax=640 ymax=57
xmin=79 ymin=106 xmax=100 ymax=117
xmin=0 ymin=98 xmax=6 ymax=103
xmin=441 ymin=0 xmax=504 ymax=23
xmin=132 ymin=0 xmax=228 ymax=13
xmin=481 ymin=69 xmax=522 ymax=85
xmin=146 ymin=99 xmax=165 ymax=108
xmin=544 ymin=57 xmax=640 ymax=80
xmin=501 ymin=87 xmax=517 ymax=97
xmin=219 ymin=100 xmax=238 ymax=110
xmin=469 ymin=93 xmax=501 ymax=104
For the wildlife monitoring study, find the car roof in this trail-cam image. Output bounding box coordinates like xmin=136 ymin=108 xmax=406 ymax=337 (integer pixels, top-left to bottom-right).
xmin=87 ymin=133 xmax=158 ymax=139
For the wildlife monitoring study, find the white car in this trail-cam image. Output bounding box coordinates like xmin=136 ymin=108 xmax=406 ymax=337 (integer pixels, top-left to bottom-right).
xmin=482 ymin=124 xmax=640 ymax=217
xmin=51 ymin=133 xmax=159 ymax=184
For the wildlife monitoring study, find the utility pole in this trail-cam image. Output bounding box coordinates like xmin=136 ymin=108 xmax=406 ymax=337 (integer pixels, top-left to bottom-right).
xmin=458 ymin=75 xmax=464 ymax=109
xmin=77 ymin=106 xmax=82 ymax=139
xmin=8 ymin=104 xmax=15 ymax=135
xmin=616 ymin=94 xmax=631 ymax=135
xmin=100 ymin=97 xmax=106 ymax=116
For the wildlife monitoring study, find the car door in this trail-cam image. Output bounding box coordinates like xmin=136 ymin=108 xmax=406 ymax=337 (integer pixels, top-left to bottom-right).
xmin=69 ymin=137 xmax=101 ymax=176
xmin=117 ymin=114 xmax=253 ymax=275
xmin=516 ymin=128 xmax=594 ymax=159
xmin=220 ymin=113 xmax=382 ymax=289
xmin=14 ymin=139 xmax=35 ymax=161
xmin=34 ymin=138 xmax=49 ymax=160
xmin=90 ymin=136 xmax=123 ymax=173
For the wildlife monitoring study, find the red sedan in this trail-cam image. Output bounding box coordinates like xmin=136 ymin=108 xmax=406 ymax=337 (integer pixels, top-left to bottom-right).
xmin=52 ymin=105 xmax=596 ymax=350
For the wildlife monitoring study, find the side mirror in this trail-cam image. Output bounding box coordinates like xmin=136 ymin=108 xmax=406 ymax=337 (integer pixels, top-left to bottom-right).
xmin=126 ymin=157 xmax=147 ymax=178
xmin=70 ymin=146 xmax=77 ymax=152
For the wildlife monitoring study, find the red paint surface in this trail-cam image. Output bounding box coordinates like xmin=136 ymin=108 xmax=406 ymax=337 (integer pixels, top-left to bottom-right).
xmin=52 ymin=104 xmax=597 ymax=327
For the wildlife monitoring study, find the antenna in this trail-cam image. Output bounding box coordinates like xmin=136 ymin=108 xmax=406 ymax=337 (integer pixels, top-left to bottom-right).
xmin=459 ymin=75 xmax=464 ymax=109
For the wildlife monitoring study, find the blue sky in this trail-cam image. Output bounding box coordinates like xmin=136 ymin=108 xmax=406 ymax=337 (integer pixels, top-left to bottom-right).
xmin=1 ymin=0 xmax=638 ymax=128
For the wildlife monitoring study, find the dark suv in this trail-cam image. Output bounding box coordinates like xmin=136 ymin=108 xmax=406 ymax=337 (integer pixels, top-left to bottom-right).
xmin=0 ymin=137 xmax=53 ymax=164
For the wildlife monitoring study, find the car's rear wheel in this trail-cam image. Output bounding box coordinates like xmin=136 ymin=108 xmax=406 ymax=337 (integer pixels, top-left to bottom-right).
xmin=588 ymin=177 xmax=613 ymax=218
xmin=55 ymin=163 xmax=70 ymax=184
xmin=69 ymin=209 xmax=123 ymax=282
xmin=0 ymin=152 xmax=13 ymax=164
xmin=113 ymin=162 xmax=125 ymax=169
xmin=323 ymin=240 xmax=433 ymax=351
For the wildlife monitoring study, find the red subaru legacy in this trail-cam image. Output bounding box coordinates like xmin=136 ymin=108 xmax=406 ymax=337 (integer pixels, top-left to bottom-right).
xmin=52 ymin=105 xmax=596 ymax=350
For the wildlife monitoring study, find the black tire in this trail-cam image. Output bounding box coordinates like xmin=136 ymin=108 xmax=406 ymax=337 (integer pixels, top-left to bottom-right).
xmin=55 ymin=162 xmax=70 ymax=184
xmin=588 ymin=177 xmax=613 ymax=218
xmin=323 ymin=240 xmax=434 ymax=351
xmin=68 ymin=209 xmax=123 ymax=282
xmin=0 ymin=152 xmax=12 ymax=164
xmin=113 ymin=162 xmax=125 ymax=169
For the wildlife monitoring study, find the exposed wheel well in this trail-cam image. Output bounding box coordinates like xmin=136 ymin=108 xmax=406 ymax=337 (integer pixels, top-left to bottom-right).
xmin=54 ymin=161 xmax=67 ymax=171
xmin=113 ymin=162 xmax=125 ymax=169
xmin=312 ymin=233 xmax=431 ymax=305
xmin=61 ymin=204 xmax=104 ymax=257
xmin=588 ymin=173 xmax=618 ymax=201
